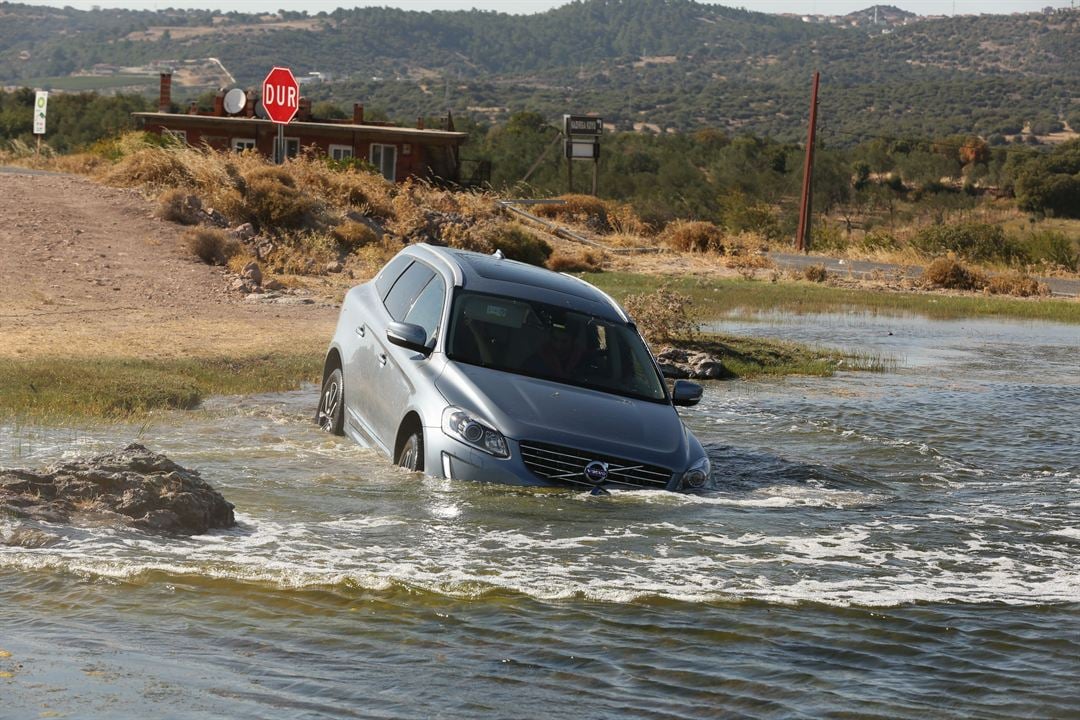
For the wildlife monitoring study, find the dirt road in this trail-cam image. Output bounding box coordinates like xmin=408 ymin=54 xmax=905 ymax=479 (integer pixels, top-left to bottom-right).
xmin=0 ymin=168 xmax=337 ymax=360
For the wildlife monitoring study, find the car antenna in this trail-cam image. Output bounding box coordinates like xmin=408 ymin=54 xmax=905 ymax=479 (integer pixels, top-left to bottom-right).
xmin=492 ymin=248 xmax=505 ymax=259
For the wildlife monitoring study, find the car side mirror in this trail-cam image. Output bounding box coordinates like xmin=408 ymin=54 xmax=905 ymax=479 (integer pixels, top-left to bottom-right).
xmin=671 ymin=379 xmax=703 ymax=407
xmin=386 ymin=322 xmax=432 ymax=356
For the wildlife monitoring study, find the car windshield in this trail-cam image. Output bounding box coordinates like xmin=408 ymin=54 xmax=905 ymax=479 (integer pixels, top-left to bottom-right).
xmin=445 ymin=290 xmax=667 ymax=402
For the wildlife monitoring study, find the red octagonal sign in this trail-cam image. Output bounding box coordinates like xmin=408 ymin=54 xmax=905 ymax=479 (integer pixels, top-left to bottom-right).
xmin=261 ymin=66 xmax=299 ymax=124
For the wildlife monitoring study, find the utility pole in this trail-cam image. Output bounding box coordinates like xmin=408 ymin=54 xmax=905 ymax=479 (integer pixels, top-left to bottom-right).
xmin=795 ymin=71 xmax=820 ymax=253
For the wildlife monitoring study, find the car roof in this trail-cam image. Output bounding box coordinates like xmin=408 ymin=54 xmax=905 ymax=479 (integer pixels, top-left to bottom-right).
xmin=406 ymin=243 xmax=629 ymax=322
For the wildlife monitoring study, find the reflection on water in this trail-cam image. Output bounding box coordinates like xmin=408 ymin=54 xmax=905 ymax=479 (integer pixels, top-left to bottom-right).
xmin=2 ymin=312 xmax=1079 ymax=718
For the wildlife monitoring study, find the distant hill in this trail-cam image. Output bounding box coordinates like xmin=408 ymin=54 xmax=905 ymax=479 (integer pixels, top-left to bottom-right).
xmin=1 ymin=0 xmax=1077 ymax=143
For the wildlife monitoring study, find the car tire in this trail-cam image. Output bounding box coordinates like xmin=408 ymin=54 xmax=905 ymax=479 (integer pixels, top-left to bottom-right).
xmin=396 ymin=431 xmax=423 ymax=472
xmin=317 ymin=367 xmax=345 ymax=436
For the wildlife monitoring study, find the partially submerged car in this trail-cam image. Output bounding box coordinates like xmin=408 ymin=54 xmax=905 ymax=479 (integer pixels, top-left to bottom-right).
xmin=317 ymin=244 xmax=711 ymax=492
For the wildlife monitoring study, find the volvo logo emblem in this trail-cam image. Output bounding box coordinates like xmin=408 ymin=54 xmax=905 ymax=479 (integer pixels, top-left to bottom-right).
xmin=583 ymin=461 xmax=609 ymax=484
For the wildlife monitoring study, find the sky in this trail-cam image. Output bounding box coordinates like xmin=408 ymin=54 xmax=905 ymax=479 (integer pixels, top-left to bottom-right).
xmin=21 ymin=0 xmax=1071 ymax=17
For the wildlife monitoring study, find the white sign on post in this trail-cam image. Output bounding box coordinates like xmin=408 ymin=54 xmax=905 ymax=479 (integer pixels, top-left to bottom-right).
xmin=33 ymin=91 xmax=48 ymax=135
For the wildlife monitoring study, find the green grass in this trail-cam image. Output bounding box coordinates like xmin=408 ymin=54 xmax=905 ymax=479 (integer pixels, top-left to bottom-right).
xmin=691 ymin=334 xmax=896 ymax=379
xmin=28 ymin=74 xmax=157 ymax=91
xmin=584 ymin=272 xmax=1080 ymax=324
xmin=0 ymin=353 xmax=321 ymax=422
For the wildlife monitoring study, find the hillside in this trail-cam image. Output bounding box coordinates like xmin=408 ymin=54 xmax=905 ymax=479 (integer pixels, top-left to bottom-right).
xmin=1 ymin=0 xmax=1078 ymax=142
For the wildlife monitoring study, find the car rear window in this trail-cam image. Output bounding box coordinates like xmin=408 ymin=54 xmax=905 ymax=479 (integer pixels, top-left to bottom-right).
xmin=384 ymin=261 xmax=436 ymax=321
xmin=374 ymin=255 xmax=414 ymax=300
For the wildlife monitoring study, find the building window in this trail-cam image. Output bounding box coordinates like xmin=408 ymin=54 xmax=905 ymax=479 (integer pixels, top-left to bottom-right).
xmin=329 ymin=144 xmax=353 ymax=161
xmin=163 ymin=129 xmax=187 ymax=144
xmin=370 ymin=143 xmax=397 ymax=181
xmin=274 ymin=136 xmax=300 ymax=161
xmin=232 ymin=138 xmax=256 ymax=152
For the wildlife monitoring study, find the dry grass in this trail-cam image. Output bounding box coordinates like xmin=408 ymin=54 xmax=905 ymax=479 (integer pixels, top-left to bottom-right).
xmin=103 ymin=147 xmax=194 ymax=189
xmin=923 ymin=255 xmax=987 ymax=291
xmin=662 ymin=220 xmax=725 ymax=253
xmin=288 ymin=153 xmax=395 ymax=218
xmin=156 ymin=188 xmax=202 ymax=225
xmin=185 ymin=228 xmax=240 ymax=266
xmin=331 ymin=220 xmax=379 ymax=251
xmin=726 ymin=253 xmax=776 ymax=271
xmin=533 ymin=193 xmax=611 ymax=230
xmin=547 ymin=248 xmax=604 ymax=273
xmin=986 ymin=272 xmax=1050 ymax=297
xmin=803 ymin=264 xmax=829 ymax=283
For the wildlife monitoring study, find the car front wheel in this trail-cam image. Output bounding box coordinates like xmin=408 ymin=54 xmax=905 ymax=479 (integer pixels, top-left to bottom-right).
xmin=317 ymin=367 xmax=345 ymax=436
xmin=396 ymin=431 xmax=423 ymax=471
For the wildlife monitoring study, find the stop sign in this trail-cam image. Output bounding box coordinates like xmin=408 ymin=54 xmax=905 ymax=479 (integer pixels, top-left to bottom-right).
xmin=261 ymin=66 xmax=299 ymax=124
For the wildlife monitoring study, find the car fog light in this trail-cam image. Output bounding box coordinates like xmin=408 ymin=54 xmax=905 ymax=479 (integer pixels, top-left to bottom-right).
xmin=442 ymin=407 xmax=510 ymax=458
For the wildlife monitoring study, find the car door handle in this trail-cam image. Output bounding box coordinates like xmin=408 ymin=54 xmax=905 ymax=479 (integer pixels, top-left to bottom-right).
xmin=355 ymin=324 xmax=366 ymax=337
xmin=378 ymin=352 xmax=388 ymax=367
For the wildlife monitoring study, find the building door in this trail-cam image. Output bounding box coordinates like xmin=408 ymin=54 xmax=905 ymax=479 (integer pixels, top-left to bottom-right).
xmin=370 ymin=143 xmax=397 ymax=181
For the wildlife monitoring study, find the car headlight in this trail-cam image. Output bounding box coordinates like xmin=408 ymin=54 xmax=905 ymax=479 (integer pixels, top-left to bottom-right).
xmin=680 ymin=455 xmax=711 ymax=489
xmin=442 ymin=407 xmax=509 ymax=458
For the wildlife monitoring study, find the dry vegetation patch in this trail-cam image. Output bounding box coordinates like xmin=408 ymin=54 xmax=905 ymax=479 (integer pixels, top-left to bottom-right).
xmin=547 ymin=248 xmax=604 ymax=273
xmin=923 ymin=255 xmax=988 ymax=291
xmin=662 ymin=220 xmax=725 ymax=253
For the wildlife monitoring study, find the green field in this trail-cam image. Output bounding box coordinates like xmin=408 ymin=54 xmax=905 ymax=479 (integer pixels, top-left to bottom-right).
xmin=586 ymin=273 xmax=1080 ymax=324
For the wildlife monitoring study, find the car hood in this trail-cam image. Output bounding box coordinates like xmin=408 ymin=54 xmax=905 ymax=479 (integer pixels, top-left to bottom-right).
xmin=435 ymin=361 xmax=688 ymax=459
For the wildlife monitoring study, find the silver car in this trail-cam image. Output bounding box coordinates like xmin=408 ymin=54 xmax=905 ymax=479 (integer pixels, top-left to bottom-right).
xmin=317 ymin=243 xmax=711 ymax=492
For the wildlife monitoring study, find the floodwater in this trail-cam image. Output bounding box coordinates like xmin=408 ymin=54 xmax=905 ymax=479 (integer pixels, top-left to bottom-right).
xmin=2 ymin=312 xmax=1078 ymax=719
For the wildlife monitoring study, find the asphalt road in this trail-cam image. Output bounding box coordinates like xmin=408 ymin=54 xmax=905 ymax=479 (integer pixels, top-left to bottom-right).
xmin=770 ymin=251 xmax=1080 ymax=298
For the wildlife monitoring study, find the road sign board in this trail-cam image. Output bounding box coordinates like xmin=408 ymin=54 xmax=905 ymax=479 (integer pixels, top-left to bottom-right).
xmin=565 ymin=140 xmax=600 ymax=159
xmin=33 ymin=91 xmax=48 ymax=135
xmin=261 ymin=67 xmax=300 ymax=125
xmin=564 ymin=114 xmax=603 ymax=136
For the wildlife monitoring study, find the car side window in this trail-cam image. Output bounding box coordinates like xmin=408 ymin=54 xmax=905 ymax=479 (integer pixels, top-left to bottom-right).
xmin=403 ymin=274 xmax=446 ymax=343
xmin=375 ymin=255 xmax=414 ymax=300
xmin=384 ymin=261 xmax=435 ymax=321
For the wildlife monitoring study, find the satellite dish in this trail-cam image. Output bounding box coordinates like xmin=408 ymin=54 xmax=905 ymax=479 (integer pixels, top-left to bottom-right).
xmin=223 ymin=88 xmax=247 ymax=115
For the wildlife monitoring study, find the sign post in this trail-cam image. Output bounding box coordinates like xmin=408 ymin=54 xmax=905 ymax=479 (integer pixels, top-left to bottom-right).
xmin=563 ymin=114 xmax=603 ymax=195
xmin=261 ymin=66 xmax=300 ymax=164
xmin=33 ymin=90 xmax=48 ymax=155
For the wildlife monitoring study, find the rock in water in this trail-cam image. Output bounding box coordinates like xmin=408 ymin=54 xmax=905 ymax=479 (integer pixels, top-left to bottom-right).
xmin=0 ymin=443 xmax=235 ymax=535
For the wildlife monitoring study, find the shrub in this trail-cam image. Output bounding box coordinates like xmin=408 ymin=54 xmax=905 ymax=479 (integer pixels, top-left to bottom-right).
xmin=810 ymin=223 xmax=848 ymax=252
xmin=533 ymin=194 xmax=610 ymax=231
xmin=156 ymin=188 xmax=202 ymax=225
xmin=662 ymin=220 xmax=724 ymax=253
xmin=332 ymin=220 xmax=378 ymax=251
xmin=718 ymin=191 xmax=782 ymax=240
xmin=622 ymin=287 xmax=698 ymax=346
xmin=1027 ymin=229 xmax=1079 ymax=272
xmin=922 ymin=255 xmax=987 ymax=291
xmin=185 ymin=228 xmax=240 ymax=265
xmin=726 ymin=254 xmax=775 ymax=272
xmin=911 ymin=223 xmax=1027 ymax=265
xmin=546 ymin=249 xmax=603 ymax=273
xmin=243 ymin=168 xmax=320 ymax=230
xmin=290 ymin=155 xmax=394 ymax=218
xmin=859 ymin=230 xmax=900 ymax=252
xmin=607 ymin=203 xmax=649 ymax=236
xmin=803 ymin=264 xmax=828 ymax=283
xmin=986 ymin=272 xmax=1049 ymax=297
xmin=486 ymin=224 xmax=552 ymax=267
xmin=103 ymin=147 xmax=193 ymax=188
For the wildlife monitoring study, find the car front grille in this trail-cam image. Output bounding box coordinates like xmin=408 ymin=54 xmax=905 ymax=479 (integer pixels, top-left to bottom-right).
xmin=518 ymin=441 xmax=673 ymax=490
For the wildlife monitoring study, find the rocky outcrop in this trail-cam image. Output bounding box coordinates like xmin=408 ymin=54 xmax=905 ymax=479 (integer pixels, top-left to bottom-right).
xmin=0 ymin=444 xmax=235 ymax=535
xmin=655 ymin=346 xmax=728 ymax=380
